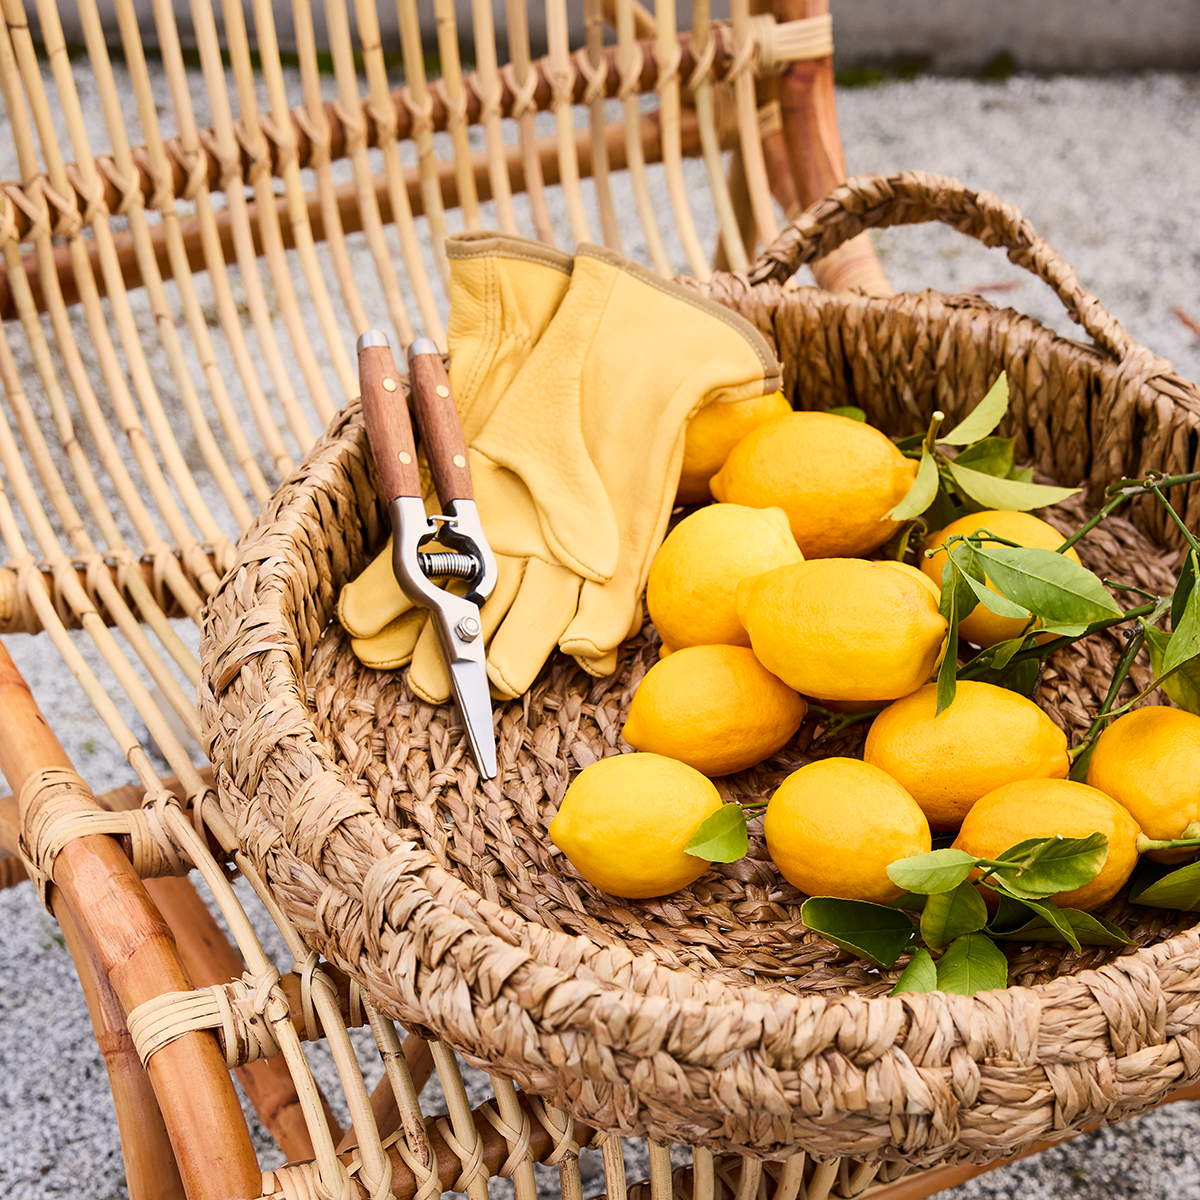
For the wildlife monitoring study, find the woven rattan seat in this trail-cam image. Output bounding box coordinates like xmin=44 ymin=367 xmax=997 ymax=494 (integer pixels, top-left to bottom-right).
xmin=3 ymin=4 xmax=1200 ymax=1200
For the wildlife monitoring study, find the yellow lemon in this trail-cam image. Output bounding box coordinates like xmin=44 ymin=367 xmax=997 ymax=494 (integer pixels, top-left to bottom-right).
xmin=677 ymin=390 xmax=793 ymax=504
xmin=953 ymin=779 xmax=1140 ymax=911
xmin=1087 ymin=706 xmax=1200 ymax=861
xmin=809 ymin=560 xmax=939 ymax=712
xmin=882 ymin=561 xmax=941 ymax=603
xmin=623 ymin=645 xmax=807 ymax=776
xmin=764 ymin=758 xmax=931 ymax=902
xmin=548 ymin=753 xmax=723 ymax=898
xmin=922 ymin=511 xmax=1081 ymax=648
xmin=864 ymin=682 xmax=1070 ymax=830
xmin=647 ymin=504 xmax=804 ymax=650
xmin=736 ymin=558 xmax=948 ymax=702
xmin=710 ymin=410 xmax=919 ymax=558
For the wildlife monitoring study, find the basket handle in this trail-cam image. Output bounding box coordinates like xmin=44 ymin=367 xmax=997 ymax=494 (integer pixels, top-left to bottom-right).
xmin=747 ymin=171 xmax=1139 ymax=364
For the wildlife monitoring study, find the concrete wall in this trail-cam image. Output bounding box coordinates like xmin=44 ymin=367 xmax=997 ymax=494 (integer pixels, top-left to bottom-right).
xmin=37 ymin=0 xmax=1200 ymax=73
xmin=831 ymin=0 xmax=1200 ymax=74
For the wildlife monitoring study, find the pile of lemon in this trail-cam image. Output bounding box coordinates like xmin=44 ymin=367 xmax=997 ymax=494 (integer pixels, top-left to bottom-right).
xmin=549 ymin=395 xmax=1200 ymax=912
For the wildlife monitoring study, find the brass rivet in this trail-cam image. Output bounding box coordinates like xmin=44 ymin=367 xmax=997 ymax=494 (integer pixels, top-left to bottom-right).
xmin=382 ymin=377 xmax=398 ymax=392
xmin=436 ymin=384 xmax=450 ymax=398
xmin=398 ymin=451 xmax=412 ymax=465
xmin=453 ymin=454 xmax=467 ymax=468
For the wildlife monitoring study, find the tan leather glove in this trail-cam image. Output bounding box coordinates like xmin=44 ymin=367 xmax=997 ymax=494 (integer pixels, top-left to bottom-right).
xmin=408 ymin=244 xmax=781 ymax=701
xmin=337 ymin=232 xmax=574 ymax=670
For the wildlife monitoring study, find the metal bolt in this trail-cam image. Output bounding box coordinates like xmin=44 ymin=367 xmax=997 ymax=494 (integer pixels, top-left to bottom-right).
xmin=456 ymin=615 xmax=481 ymax=641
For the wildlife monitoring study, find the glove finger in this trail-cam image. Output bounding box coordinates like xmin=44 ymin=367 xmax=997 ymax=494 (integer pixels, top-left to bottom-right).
xmin=569 ymin=599 xmax=640 ymax=680
xmin=573 ymin=647 xmax=620 ymax=679
xmin=558 ymin=571 xmax=643 ymax=666
xmin=349 ymin=608 xmax=428 ymax=670
xmin=407 ymin=554 xmax=526 ymax=707
xmin=408 ymin=618 xmax=453 ymax=706
xmin=338 ymin=537 xmax=415 ymax=639
xmin=486 ymin=558 xmax=583 ymax=700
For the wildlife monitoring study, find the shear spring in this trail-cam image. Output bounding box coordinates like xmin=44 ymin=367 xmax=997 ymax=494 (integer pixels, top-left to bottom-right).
xmin=418 ymin=550 xmax=479 ymax=580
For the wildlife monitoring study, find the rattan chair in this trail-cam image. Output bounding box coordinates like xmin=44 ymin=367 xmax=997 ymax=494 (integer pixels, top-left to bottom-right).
xmin=3 ymin=3 xmax=1199 ymax=1200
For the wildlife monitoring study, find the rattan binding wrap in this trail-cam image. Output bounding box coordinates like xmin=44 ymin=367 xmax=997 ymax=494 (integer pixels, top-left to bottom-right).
xmin=201 ymin=172 xmax=1200 ymax=1171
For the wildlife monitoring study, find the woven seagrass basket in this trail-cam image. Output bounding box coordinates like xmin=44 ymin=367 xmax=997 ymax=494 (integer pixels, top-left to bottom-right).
xmin=201 ymin=170 xmax=1200 ymax=1181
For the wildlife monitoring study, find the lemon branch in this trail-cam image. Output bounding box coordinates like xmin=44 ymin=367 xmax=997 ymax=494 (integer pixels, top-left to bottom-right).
xmin=1136 ymin=826 xmax=1200 ymax=854
xmin=807 ymin=703 xmax=887 ymax=743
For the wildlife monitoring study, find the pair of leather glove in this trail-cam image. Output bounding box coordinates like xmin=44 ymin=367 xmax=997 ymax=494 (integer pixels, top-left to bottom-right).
xmin=338 ymin=231 xmax=781 ymax=704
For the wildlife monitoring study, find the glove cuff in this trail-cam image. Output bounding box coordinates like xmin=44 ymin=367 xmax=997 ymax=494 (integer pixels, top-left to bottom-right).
xmin=447 ymin=231 xmax=575 ymax=275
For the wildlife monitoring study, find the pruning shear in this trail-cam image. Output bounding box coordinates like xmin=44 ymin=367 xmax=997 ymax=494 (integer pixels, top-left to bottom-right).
xmin=357 ymin=331 xmax=499 ymax=779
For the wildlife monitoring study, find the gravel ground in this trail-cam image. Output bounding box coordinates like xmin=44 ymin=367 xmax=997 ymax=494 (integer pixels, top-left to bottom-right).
xmin=1 ymin=65 xmax=1199 ymax=1200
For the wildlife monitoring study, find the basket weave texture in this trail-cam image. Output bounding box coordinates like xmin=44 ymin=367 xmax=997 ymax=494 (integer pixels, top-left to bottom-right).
xmin=201 ymin=172 xmax=1200 ymax=1170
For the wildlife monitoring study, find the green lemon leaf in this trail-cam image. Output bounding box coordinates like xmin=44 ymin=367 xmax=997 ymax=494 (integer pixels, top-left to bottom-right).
xmin=941 ymin=373 xmax=1010 ymax=446
xmin=1172 ymin=550 xmax=1196 ymax=632
xmin=890 ymin=947 xmax=938 ymax=996
xmin=989 ymin=894 xmax=1130 ymax=947
xmin=970 ymin=546 xmax=1122 ymax=624
xmin=989 ymin=634 xmax=1032 ymax=670
xmin=959 ymin=570 xmax=1033 ymax=620
xmin=921 ymin=880 xmax=990 ymax=950
xmin=800 ymin=898 xmax=916 ymax=969
xmin=1009 ymin=466 xmax=1035 ymax=483
xmin=887 ymin=848 xmax=980 ymax=895
xmin=685 ymin=803 xmax=748 ymax=862
xmin=936 ymin=583 xmax=959 ymax=715
xmin=986 ymin=892 xmax=1081 ymax=951
xmin=934 ymin=932 xmax=1009 ymax=995
xmin=945 ymin=462 xmax=1080 ymax=512
xmin=966 ymin=654 xmax=1041 ymax=697
xmin=1037 ymin=622 xmax=1090 ymax=638
xmin=926 ymin=483 xmax=963 ymax=531
xmin=1128 ymin=859 xmax=1200 ymax=911
xmin=828 ymin=406 xmax=867 ymax=422
xmin=988 ymin=833 xmax=1108 ymax=899
xmin=947 ymin=538 xmax=987 ymax=582
xmin=940 ymin=553 xmax=981 ymax=624
xmin=951 ymin=436 xmax=1017 ymax=479
xmin=887 ymin=449 xmax=940 ymax=521
xmin=1163 ymin=551 xmax=1200 ymax=675
xmin=1144 ymin=623 xmax=1200 ymax=716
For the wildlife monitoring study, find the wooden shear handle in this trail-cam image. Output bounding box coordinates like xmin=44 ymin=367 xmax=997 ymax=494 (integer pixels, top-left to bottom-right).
xmin=408 ymin=339 xmax=474 ymax=505
xmin=358 ymin=333 xmax=421 ymax=504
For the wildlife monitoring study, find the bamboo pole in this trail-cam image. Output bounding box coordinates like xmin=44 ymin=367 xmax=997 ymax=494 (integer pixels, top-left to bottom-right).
xmin=7 ymin=107 xmax=728 ymax=329
xmin=0 ymin=641 xmax=261 ymax=1200
xmin=55 ymin=899 xmax=188 ymax=1200
xmin=772 ymin=0 xmax=893 ymax=294
xmin=146 ymin=876 xmax=344 ymax=1162
xmin=335 ymin=1033 xmax=436 ymax=1152
xmin=0 ymin=555 xmax=219 ymax=636
xmin=0 ymin=25 xmax=746 ymax=318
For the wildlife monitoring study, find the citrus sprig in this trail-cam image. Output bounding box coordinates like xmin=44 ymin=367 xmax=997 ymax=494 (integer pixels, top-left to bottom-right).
xmin=799 ymin=834 xmax=1130 ymax=996
xmin=888 ymin=373 xmax=1080 ymax=525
